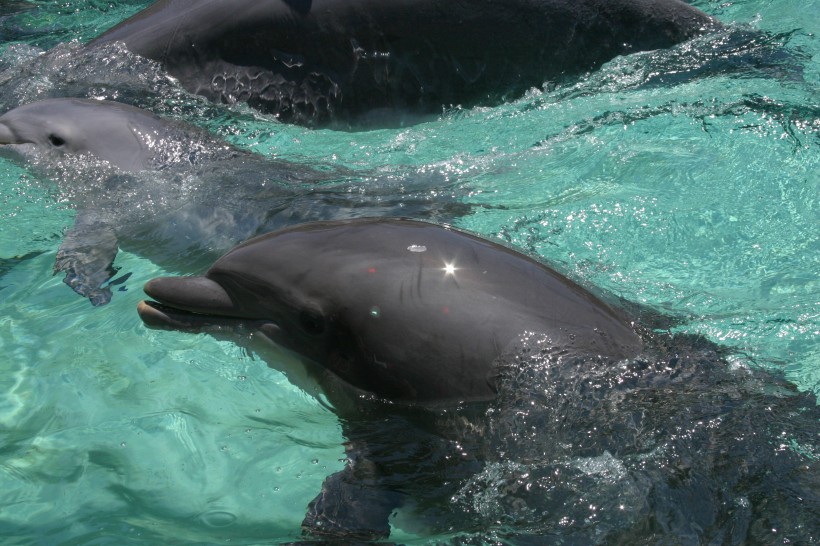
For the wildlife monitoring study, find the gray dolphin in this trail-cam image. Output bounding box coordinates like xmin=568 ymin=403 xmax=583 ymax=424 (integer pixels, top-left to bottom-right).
xmin=0 ymin=98 xmax=247 ymax=304
xmin=0 ymin=98 xmax=217 ymax=171
xmin=89 ymin=0 xmax=720 ymax=126
xmin=137 ymin=218 xmax=643 ymax=402
xmin=137 ymin=217 xmax=643 ymax=538
xmin=136 ymin=218 xmax=820 ymax=543
xmin=0 ymin=99 xmax=469 ymax=304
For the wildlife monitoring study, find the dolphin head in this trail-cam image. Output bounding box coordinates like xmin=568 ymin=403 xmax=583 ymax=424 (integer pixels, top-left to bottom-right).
xmin=0 ymin=98 xmax=175 ymax=171
xmin=137 ymin=219 xmax=437 ymax=402
xmin=138 ymin=218 xmax=644 ymax=404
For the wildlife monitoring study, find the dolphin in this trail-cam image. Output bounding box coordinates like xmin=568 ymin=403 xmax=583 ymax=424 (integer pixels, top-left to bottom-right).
xmin=135 ymin=218 xmax=820 ymax=542
xmin=137 ymin=218 xmax=644 ymax=402
xmin=0 ymin=97 xmax=224 ymax=172
xmin=0 ymin=99 xmax=470 ymax=304
xmin=88 ymin=0 xmax=721 ymax=126
xmin=137 ymin=217 xmax=644 ymax=538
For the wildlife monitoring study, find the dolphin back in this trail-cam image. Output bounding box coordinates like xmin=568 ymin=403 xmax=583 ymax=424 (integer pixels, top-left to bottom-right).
xmin=89 ymin=0 xmax=719 ymax=125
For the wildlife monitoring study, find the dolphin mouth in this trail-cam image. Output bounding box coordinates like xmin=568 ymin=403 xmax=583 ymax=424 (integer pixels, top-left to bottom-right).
xmin=138 ymin=275 xmax=249 ymax=331
xmin=0 ymin=121 xmax=31 ymax=146
xmin=0 ymin=123 xmax=14 ymax=144
xmin=0 ymin=122 xmax=38 ymax=158
xmin=0 ymin=121 xmax=23 ymax=146
xmin=137 ymin=299 xmax=227 ymax=330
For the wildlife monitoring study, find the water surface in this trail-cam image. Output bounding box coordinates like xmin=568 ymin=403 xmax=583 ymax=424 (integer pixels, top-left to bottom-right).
xmin=0 ymin=1 xmax=818 ymax=544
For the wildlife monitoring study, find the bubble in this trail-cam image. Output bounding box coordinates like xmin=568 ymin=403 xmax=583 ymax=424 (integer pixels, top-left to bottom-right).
xmin=407 ymin=244 xmax=427 ymax=252
xmin=199 ymin=510 xmax=237 ymax=528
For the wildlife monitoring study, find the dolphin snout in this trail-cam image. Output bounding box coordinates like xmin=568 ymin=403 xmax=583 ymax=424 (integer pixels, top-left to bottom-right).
xmin=137 ymin=299 xmax=248 ymax=331
xmin=138 ymin=275 xmax=247 ymax=331
xmin=143 ymin=276 xmax=238 ymax=316
xmin=0 ymin=122 xmax=17 ymax=144
xmin=137 ymin=300 xmax=181 ymax=329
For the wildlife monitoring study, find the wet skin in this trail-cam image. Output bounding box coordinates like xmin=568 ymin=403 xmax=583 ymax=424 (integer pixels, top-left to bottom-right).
xmin=90 ymin=0 xmax=720 ymax=126
xmin=137 ymin=217 xmax=644 ymax=404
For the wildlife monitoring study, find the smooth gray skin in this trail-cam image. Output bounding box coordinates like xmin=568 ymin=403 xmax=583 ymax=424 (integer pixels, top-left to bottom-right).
xmin=89 ymin=0 xmax=720 ymax=126
xmin=138 ymin=217 xmax=643 ymax=403
xmin=0 ymin=98 xmax=190 ymax=171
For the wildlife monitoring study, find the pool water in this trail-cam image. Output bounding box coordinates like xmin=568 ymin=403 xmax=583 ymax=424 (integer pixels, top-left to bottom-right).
xmin=0 ymin=1 xmax=818 ymax=544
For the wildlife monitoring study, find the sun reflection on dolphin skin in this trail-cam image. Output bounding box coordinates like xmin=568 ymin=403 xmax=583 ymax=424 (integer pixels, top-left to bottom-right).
xmin=443 ymin=262 xmax=457 ymax=276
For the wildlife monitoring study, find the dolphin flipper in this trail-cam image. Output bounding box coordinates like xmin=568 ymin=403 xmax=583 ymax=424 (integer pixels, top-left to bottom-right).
xmin=54 ymin=211 xmax=118 ymax=306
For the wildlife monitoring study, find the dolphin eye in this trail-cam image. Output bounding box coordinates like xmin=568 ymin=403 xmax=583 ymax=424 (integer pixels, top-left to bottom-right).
xmin=48 ymin=134 xmax=66 ymax=147
xmin=299 ymin=309 xmax=325 ymax=336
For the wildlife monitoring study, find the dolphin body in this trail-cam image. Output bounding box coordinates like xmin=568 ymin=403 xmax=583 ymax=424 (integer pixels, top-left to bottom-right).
xmin=0 ymin=99 xmax=467 ymax=304
xmin=88 ymin=0 xmax=720 ymax=126
xmin=136 ymin=218 xmax=820 ymax=542
xmin=137 ymin=217 xmax=645 ymax=538
xmin=138 ymin=218 xmax=645 ymax=402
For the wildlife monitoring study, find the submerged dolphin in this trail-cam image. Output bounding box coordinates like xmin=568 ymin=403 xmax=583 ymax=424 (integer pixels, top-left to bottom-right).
xmin=137 ymin=217 xmax=645 ymax=537
xmin=0 ymin=99 xmax=469 ymax=304
xmin=89 ymin=0 xmax=720 ymax=125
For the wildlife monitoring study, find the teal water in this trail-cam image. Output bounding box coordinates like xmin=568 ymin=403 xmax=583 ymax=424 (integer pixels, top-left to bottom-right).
xmin=0 ymin=1 xmax=818 ymax=544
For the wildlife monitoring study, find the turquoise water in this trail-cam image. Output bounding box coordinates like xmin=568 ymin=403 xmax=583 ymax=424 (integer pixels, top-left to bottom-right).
xmin=0 ymin=1 xmax=818 ymax=544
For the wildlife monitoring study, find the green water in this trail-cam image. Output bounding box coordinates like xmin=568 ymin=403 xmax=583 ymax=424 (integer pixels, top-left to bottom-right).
xmin=0 ymin=1 xmax=818 ymax=544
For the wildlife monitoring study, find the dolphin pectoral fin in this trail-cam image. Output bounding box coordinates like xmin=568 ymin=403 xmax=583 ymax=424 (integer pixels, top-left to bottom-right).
xmin=301 ymin=465 xmax=402 ymax=541
xmin=54 ymin=214 xmax=119 ymax=306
